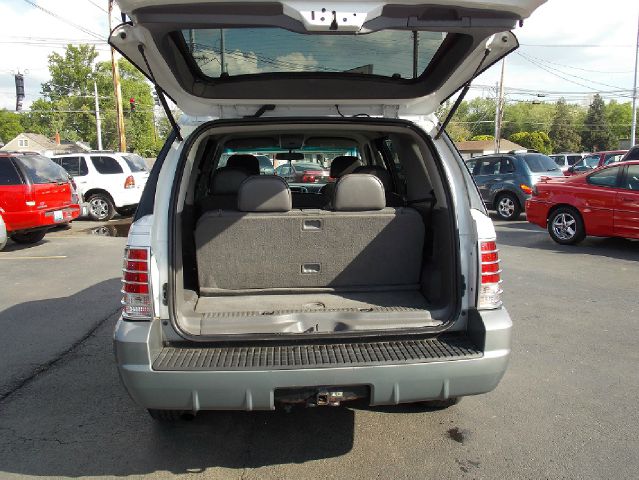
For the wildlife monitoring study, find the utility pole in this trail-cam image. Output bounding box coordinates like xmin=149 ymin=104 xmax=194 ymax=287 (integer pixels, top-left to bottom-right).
xmin=14 ymin=72 xmax=25 ymax=112
xmin=494 ymin=59 xmax=506 ymax=153
xmin=188 ymin=29 xmax=195 ymax=53
xmin=412 ymin=31 xmax=419 ymax=79
xmin=220 ymin=28 xmax=226 ymax=74
xmin=108 ymin=0 xmax=126 ymax=152
xmin=93 ymin=81 xmax=103 ymax=151
xmin=631 ymin=14 xmax=639 ymax=147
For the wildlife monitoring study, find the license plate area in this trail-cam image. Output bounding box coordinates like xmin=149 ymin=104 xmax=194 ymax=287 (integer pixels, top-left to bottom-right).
xmin=274 ymin=385 xmax=370 ymax=407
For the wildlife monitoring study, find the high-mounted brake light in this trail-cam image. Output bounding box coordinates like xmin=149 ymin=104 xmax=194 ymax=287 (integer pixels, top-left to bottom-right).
xmin=478 ymin=240 xmax=503 ymax=310
xmin=121 ymin=247 xmax=152 ymax=320
xmin=124 ymin=175 xmax=135 ymax=189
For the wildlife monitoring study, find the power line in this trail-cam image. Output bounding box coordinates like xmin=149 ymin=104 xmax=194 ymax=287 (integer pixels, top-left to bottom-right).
xmin=515 ymin=52 xmax=633 ymax=74
xmin=20 ymin=0 xmax=104 ymax=40
xmin=521 ymin=43 xmax=635 ymax=48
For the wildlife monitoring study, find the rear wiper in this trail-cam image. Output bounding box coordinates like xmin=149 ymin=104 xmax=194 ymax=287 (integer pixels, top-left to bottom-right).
xmin=435 ymin=48 xmax=491 ymax=140
xmin=137 ymin=44 xmax=183 ymax=142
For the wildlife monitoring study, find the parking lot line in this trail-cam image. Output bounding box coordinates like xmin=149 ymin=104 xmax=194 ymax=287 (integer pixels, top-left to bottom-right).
xmin=0 ymin=255 xmax=67 ymax=260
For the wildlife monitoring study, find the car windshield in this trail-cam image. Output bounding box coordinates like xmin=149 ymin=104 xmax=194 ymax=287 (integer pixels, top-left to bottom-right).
xmin=294 ymin=163 xmax=325 ymax=172
xmin=123 ymin=154 xmax=148 ymax=172
xmin=16 ymin=155 xmax=68 ymax=184
xmin=182 ymin=28 xmax=446 ymax=80
xmin=523 ymin=154 xmax=560 ymax=173
xmin=578 ymin=155 xmax=600 ymax=168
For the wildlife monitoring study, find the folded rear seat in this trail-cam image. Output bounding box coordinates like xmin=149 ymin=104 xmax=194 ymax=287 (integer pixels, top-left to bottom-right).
xmin=195 ymin=174 xmax=425 ymax=294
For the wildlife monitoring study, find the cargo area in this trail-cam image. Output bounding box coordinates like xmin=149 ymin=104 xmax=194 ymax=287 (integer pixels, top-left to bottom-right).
xmin=171 ymin=121 xmax=459 ymax=337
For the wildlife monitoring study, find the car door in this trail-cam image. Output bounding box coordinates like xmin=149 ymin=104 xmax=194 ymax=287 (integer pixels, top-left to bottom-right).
xmin=58 ymin=156 xmax=90 ymax=195
xmin=472 ymin=157 xmax=501 ymax=205
xmin=614 ymin=164 xmax=639 ymax=239
xmin=581 ymin=165 xmax=624 ymax=235
xmin=0 ymin=158 xmax=27 ymax=230
xmin=90 ymin=155 xmax=126 ymax=198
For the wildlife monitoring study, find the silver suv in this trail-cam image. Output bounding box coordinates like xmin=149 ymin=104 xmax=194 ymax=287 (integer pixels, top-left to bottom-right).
xmin=111 ymin=0 xmax=544 ymax=420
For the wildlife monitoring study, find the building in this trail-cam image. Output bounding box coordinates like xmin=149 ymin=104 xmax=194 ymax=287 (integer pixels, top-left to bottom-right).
xmin=455 ymin=139 xmax=526 ymax=160
xmin=0 ymin=133 xmax=90 ymax=156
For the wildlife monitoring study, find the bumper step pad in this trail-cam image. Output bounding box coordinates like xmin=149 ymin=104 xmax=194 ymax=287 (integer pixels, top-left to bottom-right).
xmin=153 ymin=335 xmax=481 ymax=371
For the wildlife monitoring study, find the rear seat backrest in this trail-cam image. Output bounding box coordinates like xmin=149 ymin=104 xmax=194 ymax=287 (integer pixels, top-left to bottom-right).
xmin=353 ymin=165 xmax=405 ymax=207
xmin=238 ymin=176 xmax=291 ymax=212
xmin=227 ymin=154 xmax=260 ymax=175
xmin=332 ymin=174 xmax=386 ymax=211
xmin=321 ymin=155 xmax=361 ymax=205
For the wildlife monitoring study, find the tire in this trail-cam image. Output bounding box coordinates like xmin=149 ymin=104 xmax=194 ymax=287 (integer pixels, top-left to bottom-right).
xmin=415 ymin=397 xmax=462 ymax=410
xmin=10 ymin=230 xmax=47 ymax=244
xmin=548 ymin=206 xmax=585 ymax=245
xmin=0 ymin=234 xmax=6 ymax=251
xmin=147 ymin=409 xmax=189 ymax=421
xmin=115 ymin=206 xmax=136 ymax=217
xmin=494 ymin=193 xmax=521 ymax=221
xmin=87 ymin=193 xmax=115 ymax=221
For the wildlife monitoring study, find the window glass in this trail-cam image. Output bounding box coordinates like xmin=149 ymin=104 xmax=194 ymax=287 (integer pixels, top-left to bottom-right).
xmin=582 ymin=155 xmax=600 ymax=168
xmin=16 ymin=155 xmax=68 ymax=184
xmin=500 ymin=158 xmax=516 ymax=174
xmin=604 ymin=153 xmax=624 ymax=165
xmin=625 ymin=165 xmax=639 ymax=190
xmin=465 ymin=160 xmax=477 ymax=173
xmin=123 ymin=154 xmax=148 ymax=172
xmin=58 ymin=156 xmax=88 ymax=176
xmin=523 ymin=154 xmax=560 ymax=173
xmin=0 ymin=159 xmax=22 ymax=185
xmin=623 ymin=147 xmax=639 ymax=161
xmin=91 ymin=156 xmax=123 ymax=174
xmin=587 ymin=166 xmax=620 ymax=188
xmin=476 ymin=158 xmax=501 ymax=175
xmin=551 ymin=155 xmax=564 ymax=167
xmin=568 ymin=155 xmax=581 ymax=165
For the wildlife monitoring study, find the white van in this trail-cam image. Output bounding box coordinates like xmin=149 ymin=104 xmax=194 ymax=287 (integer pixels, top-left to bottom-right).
xmin=111 ymin=0 xmax=544 ymax=420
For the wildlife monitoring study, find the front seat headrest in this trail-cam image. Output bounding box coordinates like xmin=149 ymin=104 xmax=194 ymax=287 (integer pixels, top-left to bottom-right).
xmin=332 ymin=174 xmax=385 ymax=211
xmin=353 ymin=165 xmax=392 ymax=191
xmin=227 ymin=154 xmax=260 ymax=175
xmin=210 ymin=166 xmax=250 ymax=195
xmin=330 ymin=156 xmax=361 ymax=178
xmin=238 ymin=176 xmax=292 ymax=212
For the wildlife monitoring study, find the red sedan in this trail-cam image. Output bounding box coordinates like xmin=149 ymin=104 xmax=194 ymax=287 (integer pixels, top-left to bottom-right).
xmin=526 ymin=161 xmax=639 ymax=244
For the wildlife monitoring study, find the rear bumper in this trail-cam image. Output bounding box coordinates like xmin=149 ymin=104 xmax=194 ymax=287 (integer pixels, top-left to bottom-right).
xmin=114 ymin=188 xmax=142 ymax=208
xmin=4 ymin=205 xmax=80 ymax=232
xmin=525 ymin=199 xmax=550 ymax=228
xmin=114 ymin=309 xmax=512 ymax=411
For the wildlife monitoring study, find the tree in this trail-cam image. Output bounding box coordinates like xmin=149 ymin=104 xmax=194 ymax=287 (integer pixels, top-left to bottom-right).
xmin=581 ymin=94 xmax=616 ymax=151
xmin=0 ymin=109 xmax=23 ymax=144
xmin=509 ymin=131 xmax=552 ymax=154
xmin=445 ymin=122 xmax=472 ymax=142
xmin=471 ymin=134 xmax=494 ymax=141
xmin=501 ymin=102 xmax=555 ymax=139
xmin=549 ymin=98 xmax=581 ymax=153
xmin=605 ymin=100 xmax=633 ymax=144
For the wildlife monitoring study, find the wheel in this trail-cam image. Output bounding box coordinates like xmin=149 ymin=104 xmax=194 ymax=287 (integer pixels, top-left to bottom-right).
xmin=0 ymin=234 xmax=6 ymax=251
xmin=87 ymin=193 xmax=115 ymax=221
xmin=10 ymin=230 xmax=47 ymax=244
xmin=147 ymin=409 xmax=189 ymax=421
xmin=415 ymin=397 xmax=462 ymax=410
xmin=495 ymin=193 xmax=521 ymax=221
xmin=548 ymin=206 xmax=585 ymax=245
xmin=116 ymin=206 xmax=136 ymax=217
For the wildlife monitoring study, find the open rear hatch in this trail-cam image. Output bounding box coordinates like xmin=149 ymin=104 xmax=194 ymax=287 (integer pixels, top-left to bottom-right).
xmin=111 ymin=0 xmax=544 ymax=117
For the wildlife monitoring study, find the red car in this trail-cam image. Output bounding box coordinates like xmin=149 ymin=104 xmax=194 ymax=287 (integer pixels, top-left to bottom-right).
xmin=0 ymin=152 xmax=80 ymax=250
xmin=526 ymin=160 xmax=639 ymax=244
xmin=564 ymin=150 xmax=627 ymax=176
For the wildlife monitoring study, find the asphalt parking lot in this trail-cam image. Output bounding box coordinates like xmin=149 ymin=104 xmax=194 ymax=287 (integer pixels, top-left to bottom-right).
xmin=0 ymin=215 xmax=637 ymax=479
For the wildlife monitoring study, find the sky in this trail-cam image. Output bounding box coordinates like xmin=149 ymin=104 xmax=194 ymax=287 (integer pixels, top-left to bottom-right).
xmin=0 ymin=0 xmax=638 ymax=111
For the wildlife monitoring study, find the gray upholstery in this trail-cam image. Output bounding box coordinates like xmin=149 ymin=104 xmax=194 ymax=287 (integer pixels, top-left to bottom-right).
xmin=333 ymin=174 xmax=385 ymax=211
xmin=210 ymin=166 xmax=249 ymax=195
xmin=227 ymin=154 xmax=260 ymax=175
xmin=353 ymin=165 xmax=392 ymax=191
xmin=238 ymin=176 xmax=292 ymax=212
xmin=195 ymin=206 xmax=424 ymax=292
xmin=330 ymin=155 xmax=361 ymax=177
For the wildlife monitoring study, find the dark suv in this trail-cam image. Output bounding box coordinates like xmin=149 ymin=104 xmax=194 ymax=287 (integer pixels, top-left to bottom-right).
xmin=467 ymin=152 xmax=564 ymax=220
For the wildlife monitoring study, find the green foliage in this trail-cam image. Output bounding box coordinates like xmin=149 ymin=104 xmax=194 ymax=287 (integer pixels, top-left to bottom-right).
xmin=605 ymin=100 xmax=633 ymax=143
xmin=446 ymin=122 xmax=472 ymax=142
xmin=581 ymin=94 xmax=616 ymax=151
xmin=509 ymin=131 xmax=552 ymax=154
xmin=501 ymin=102 xmax=555 ymax=139
xmin=549 ymin=98 xmax=582 ymax=153
xmin=470 ymin=134 xmax=494 ymax=141
xmin=0 ymin=110 xmax=23 ymax=144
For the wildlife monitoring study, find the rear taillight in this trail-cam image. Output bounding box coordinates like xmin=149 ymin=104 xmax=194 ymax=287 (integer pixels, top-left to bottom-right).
xmin=121 ymin=247 xmax=152 ymax=320
xmin=301 ymin=174 xmax=316 ymax=183
xmin=124 ymin=175 xmax=135 ymax=189
xmin=478 ymin=240 xmax=503 ymax=310
xmin=520 ymin=184 xmax=532 ymax=194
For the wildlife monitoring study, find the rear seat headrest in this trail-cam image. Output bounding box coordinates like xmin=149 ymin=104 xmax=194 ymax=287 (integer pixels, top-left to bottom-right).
xmin=353 ymin=165 xmax=392 ymax=191
xmin=227 ymin=154 xmax=260 ymax=175
xmin=333 ymin=174 xmax=385 ymax=211
xmin=210 ymin=166 xmax=250 ymax=195
xmin=238 ymin=176 xmax=292 ymax=212
xmin=330 ymin=156 xmax=361 ymax=178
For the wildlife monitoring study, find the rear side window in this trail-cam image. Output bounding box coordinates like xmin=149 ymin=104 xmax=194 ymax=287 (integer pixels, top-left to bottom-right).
xmin=551 ymin=155 xmax=564 ymax=167
xmin=604 ymin=153 xmax=624 ymax=165
xmin=523 ymin=154 xmax=560 ymax=173
xmin=91 ymin=156 xmax=123 ymax=174
xmin=475 ymin=157 xmax=501 ymax=175
xmin=624 ymin=165 xmax=639 ymax=190
xmin=624 ymin=147 xmax=639 ymax=161
xmin=16 ymin=155 xmax=68 ymax=184
xmin=0 ymin=159 xmax=22 ymax=185
xmin=568 ymin=155 xmax=581 ymax=165
xmin=122 ymin=154 xmax=148 ymax=172
xmin=587 ymin=167 xmax=621 ymax=188
xmin=58 ymin=156 xmax=88 ymax=176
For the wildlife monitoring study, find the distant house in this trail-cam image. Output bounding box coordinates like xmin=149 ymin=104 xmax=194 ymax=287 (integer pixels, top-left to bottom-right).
xmin=455 ymin=139 xmax=526 ymax=160
xmin=0 ymin=133 xmax=90 ymax=156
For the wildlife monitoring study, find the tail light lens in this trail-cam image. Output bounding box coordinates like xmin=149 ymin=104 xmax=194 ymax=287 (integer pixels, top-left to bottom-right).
xmin=301 ymin=174 xmax=316 ymax=183
xmin=520 ymin=184 xmax=532 ymax=194
xmin=124 ymin=175 xmax=135 ymax=189
xmin=478 ymin=240 xmax=503 ymax=310
xmin=121 ymin=247 xmax=152 ymax=320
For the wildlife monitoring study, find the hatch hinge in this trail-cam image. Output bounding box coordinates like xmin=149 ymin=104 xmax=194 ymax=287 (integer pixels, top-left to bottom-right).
xmin=435 ymin=48 xmax=491 ymax=140
xmin=137 ymin=44 xmax=183 ymax=142
xmin=162 ymin=283 xmax=168 ymax=306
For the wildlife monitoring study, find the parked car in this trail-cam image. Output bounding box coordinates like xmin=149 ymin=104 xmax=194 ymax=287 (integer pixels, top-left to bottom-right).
xmin=0 ymin=152 xmax=80 ymax=250
xmin=621 ymin=145 xmax=639 ymax=162
xmin=110 ymin=0 xmax=544 ymax=420
xmin=549 ymin=153 xmax=583 ymax=172
xmin=255 ymin=155 xmax=275 ymax=175
xmin=526 ymin=160 xmax=639 ymax=244
xmin=52 ymin=152 xmax=149 ymax=221
xmin=467 ymin=152 xmax=564 ymax=220
xmin=0 ymin=212 xmax=6 ymax=251
xmin=275 ymin=162 xmax=331 ymax=183
xmin=564 ymin=150 xmax=627 ymax=176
